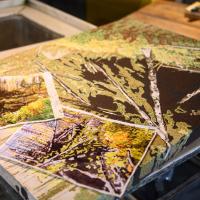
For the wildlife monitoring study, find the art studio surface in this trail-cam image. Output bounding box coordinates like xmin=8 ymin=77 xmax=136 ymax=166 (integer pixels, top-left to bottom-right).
xmin=0 ymin=0 xmax=199 ymax=200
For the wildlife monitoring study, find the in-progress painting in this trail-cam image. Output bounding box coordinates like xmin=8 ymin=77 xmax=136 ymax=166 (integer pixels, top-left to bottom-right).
xmin=0 ymin=14 xmax=199 ymax=200
xmin=0 ymin=73 xmax=63 ymax=129
xmin=0 ymin=108 xmax=155 ymax=197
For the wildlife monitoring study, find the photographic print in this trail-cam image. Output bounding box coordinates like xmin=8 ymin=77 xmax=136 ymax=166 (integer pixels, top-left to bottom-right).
xmin=0 ymin=107 xmax=155 ymax=197
xmin=0 ymin=72 xmax=63 ymax=129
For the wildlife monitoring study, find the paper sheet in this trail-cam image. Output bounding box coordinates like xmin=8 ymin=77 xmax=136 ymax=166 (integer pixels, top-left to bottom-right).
xmin=0 ymin=107 xmax=156 ymax=197
xmin=0 ymin=72 xmax=63 ymax=129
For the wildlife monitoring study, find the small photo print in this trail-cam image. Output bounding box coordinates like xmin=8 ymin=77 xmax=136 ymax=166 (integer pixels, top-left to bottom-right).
xmin=0 ymin=108 xmax=155 ymax=197
xmin=0 ymin=72 xmax=63 ymax=129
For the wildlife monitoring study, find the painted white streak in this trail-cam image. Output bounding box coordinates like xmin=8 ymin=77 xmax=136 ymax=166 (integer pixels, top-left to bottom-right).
xmin=99 ymin=154 xmax=115 ymax=193
xmin=0 ymin=118 xmax=57 ymax=131
xmin=43 ymin=72 xmax=64 ymax=119
xmin=62 ymin=167 xmax=105 ymax=182
xmin=164 ymin=45 xmax=200 ymax=51
xmin=127 ymin=150 xmax=134 ymax=168
xmin=51 ymin=72 xmax=90 ymax=105
xmin=164 ymin=140 xmax=172 ymax=160
xmin=36 ymin=61 xmax=90 ymax=106
xmin=179 ymin=88 xmax=200 ymax=104
xmin=39 ymin=138 xmax=91 ymax=167
xmin=63 ymin=105 xmax=156 ymax=130
xmin=122 ymin=132 xmax=157 ymax=196
xmin=162 ymin=65 xmax=200 ymax=74
xmin=142 ymin=48 xmax=168 ymax=141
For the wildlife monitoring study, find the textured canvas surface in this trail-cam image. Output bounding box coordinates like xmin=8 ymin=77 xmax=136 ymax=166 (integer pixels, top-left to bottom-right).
xmin=0 ymin=14 xmax=199 ymax=199
xmin=0 ymin=73 xmax=63 ymax=129
xmin=0 ymin=107 xmax=155 ymax=197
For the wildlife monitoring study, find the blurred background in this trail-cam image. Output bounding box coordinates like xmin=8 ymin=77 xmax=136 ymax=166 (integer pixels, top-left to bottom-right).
xmin=38 ymin=0 xmax=197 ymax=25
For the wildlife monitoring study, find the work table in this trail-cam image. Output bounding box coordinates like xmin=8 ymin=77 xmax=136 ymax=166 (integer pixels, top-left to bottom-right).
xmin=0 ymin=1 xmax=199 ymax=200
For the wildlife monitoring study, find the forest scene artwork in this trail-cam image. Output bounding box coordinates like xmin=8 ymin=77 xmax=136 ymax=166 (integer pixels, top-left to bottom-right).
xmin=0 ymin=108 xmax=154 ymax=196
xmin=36 ymin=44 xmax=200 ymax=143
xmin=0 ymin=73 xmax=61 ymax=129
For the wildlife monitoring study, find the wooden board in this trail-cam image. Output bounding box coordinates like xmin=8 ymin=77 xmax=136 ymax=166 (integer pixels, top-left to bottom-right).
xmin=132 ymin=1 xmax=200 ymax=40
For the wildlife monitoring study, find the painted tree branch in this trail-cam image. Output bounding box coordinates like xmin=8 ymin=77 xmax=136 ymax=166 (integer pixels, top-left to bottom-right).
xmin=35 ymin=61 xmax=90 ymax=106
xmin=179 ymin=88 xmax=200 ymax=104
xmin=54 ymin=72 xmax=82 ymax=82
xmin=60 ymin=167 xmax=113 ymax=192
xmin=16 ymin=154 xmax=39 ymax=165
xmin=164 ymin=45 xmax=200 ymax=51
xmin=113 ymin=166 xmax=125 ymax=191
xmin=47 ymin=120 xmax=58 ymax=153
xmin=89 ymin=62 xmax=154 ymax=127
xmin=39 ymin=138 xmax=91 ymax=168
xmin=162 ymin=64 xmax=200 ymax=74
xmin=62 ymin=168 xmax=106 ymax=182
xmin=39 ymin=146 xmax=112 ymax=170
xmin=127 ymin=150 xmax=134 ymax=168
xmin=99 ymin=153 xmax=115 ymax=193
xmin=84 ymin=63 xmax=98 ymax=74
xmin=142 ymin=48 xmax=168 ymax=141
xmin=54 ymin=123 xmax=82 ymax=145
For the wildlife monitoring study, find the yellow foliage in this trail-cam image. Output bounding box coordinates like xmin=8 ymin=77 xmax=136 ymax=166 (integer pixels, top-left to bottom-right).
xmin=99 ymin=122 xmax=153 ymax=165
xmin=104 ymin=152 xmax=126 ymax=168
xmin=105 ymin=131 xmax=130 ymax=148
xmin=0 ymin=98 xmax=53 ymax=126
xmin=47 ymin=162 xmax=65 ymax=173
xmin=127 ymin=164 xmax=133 ymax=173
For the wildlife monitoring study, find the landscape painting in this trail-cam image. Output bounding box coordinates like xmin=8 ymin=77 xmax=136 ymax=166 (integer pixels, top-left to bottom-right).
xmin=0 ymin=107 xmax=155 ymax=197
xmin=0 ymin=72 xmax=63 ymax=129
